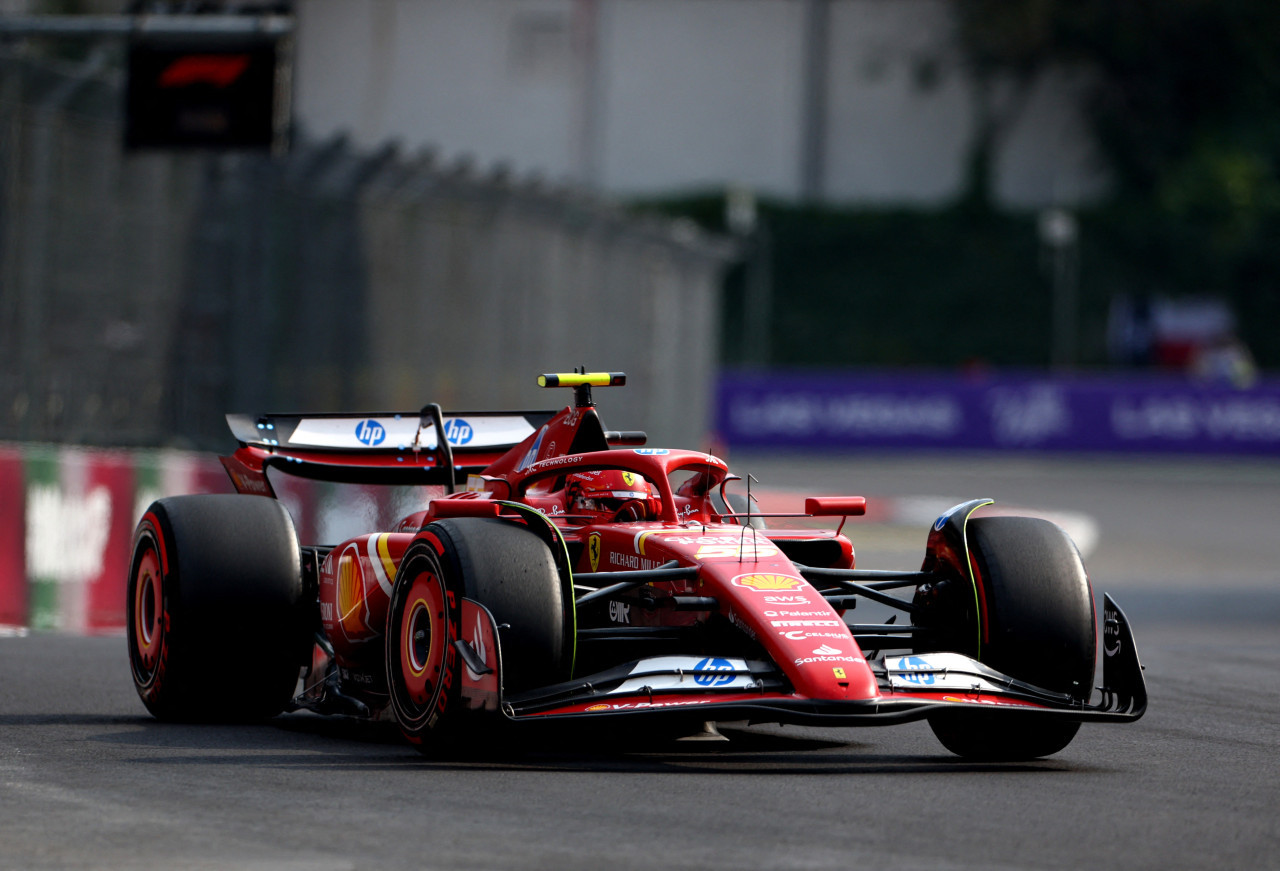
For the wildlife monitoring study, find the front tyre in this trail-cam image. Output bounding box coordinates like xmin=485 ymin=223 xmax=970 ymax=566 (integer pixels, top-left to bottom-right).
xmin=923 ymin=516 xmax=1095 ymax=760
xmin=127 ymin=495 xmax=306 ymax=721
xmin=386 ymin=518 xmax=566 ymax=752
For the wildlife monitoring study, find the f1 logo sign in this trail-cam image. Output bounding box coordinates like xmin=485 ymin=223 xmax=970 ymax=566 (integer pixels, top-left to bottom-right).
xmin=355 ymin=419 xmax=386 ymax=446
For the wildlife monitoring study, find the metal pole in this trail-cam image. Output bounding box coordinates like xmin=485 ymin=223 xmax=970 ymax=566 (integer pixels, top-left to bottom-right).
xmin=1041 ymin=208 xmax=1079 ymax=369
xmin=799 ymin=0 xmax=830 ymax=202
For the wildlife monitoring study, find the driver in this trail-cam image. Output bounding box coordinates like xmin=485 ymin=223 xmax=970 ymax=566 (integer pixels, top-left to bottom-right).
xmin=565 ymin=470 xmax=658 ymax=522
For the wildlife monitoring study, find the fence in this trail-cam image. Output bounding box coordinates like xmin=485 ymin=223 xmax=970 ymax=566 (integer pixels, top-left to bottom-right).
xmin=0 ymin=50 xmax=734 ymax=453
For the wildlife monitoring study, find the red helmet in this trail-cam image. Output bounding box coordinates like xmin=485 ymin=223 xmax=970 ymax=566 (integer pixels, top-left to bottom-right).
xmin=566 ymin=470 xmax=657 ymax=522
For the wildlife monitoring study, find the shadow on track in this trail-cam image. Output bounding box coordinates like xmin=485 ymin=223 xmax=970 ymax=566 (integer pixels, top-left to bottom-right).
xmin=79 ymin=712 xmax=1089 ymax=776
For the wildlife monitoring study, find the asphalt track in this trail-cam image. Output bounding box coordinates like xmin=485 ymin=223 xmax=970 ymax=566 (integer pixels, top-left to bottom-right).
xmin=2 ymin=453 xmax=1278 ymax=870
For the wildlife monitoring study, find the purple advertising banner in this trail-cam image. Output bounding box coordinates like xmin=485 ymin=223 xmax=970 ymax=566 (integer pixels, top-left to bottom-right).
xmin=717 ymin=370 xmax=1280 ymax=455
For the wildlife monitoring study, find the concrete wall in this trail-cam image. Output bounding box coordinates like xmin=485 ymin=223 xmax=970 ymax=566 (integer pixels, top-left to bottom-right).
xmin=293 ymin=0 xmax=1108 ymax=207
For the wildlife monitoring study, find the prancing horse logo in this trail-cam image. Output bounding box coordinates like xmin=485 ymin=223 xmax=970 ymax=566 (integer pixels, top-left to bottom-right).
xmin=588 ymin=533 xmax=602 ymax=572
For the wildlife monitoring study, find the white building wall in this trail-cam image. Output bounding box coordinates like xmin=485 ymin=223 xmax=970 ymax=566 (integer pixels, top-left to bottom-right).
xmin=296 ymin=0 xmax=584 ymax=177
xmin=292 ymin=0 xmax=1107 ymax=208
xmin=823 ymin=0 xmax=973 ymax=203
xmin=597 ymin=0 xmax=807 ymax=197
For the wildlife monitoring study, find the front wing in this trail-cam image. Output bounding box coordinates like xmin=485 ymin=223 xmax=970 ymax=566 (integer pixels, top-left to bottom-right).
xmin=459 ymin=594 xmax=1147 ymax=728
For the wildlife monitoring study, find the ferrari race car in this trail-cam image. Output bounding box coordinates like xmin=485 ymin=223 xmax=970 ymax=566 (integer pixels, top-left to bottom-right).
xmin=127 ymin=372 xmax=1146 ymax=759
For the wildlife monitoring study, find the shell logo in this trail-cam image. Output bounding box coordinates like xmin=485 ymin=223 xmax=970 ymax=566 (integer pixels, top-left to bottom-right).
xmin=336 ymin=549 xmax=367 ymax=637
xmin=732 ymin=573 xmax=804 ymax=592
xmin=585 ymin=704 xmax=610 ymax=712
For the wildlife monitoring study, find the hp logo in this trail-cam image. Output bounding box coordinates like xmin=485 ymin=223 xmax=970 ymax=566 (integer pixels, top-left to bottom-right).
xmin=693 ymin=657 xmax=736 ymax=687
xmin=354 ymin=419 xmax=386 ymax=446
xmin=443 ymin=418 xmax=474 ymax=445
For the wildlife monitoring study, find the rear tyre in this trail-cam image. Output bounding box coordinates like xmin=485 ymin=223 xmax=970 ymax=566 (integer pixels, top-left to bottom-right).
xmin=920 ymin=516 xmax=1095 ymax=760
xmin=127 ymin=495 xmax=306 ymax=721
xmin=386 ymin=518 xmax=566 ymax=753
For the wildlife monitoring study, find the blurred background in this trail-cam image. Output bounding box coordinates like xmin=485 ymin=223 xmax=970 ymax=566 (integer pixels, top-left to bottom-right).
xmin=4 ymin=0 xmax=1280 ymax=635
xmin=3 ymin=0 xmax=1278 ymax=452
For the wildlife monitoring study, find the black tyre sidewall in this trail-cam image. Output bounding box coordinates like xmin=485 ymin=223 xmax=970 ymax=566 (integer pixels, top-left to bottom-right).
xmin=967 ymin=516 xmax=1096 ymax=700
xmin=126 ymin=495 xmax=305 ymax=722
xmin=924 ymin=515 xmax=1095 ymax=760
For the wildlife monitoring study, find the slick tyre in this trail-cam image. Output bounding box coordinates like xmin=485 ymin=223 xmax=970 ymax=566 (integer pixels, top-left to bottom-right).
xmin=924 ymin=516 xmax=1096 ymax=760
xmin=127 ymin=495 xmax=306 ymax=722
xmin=386 ymin=518 xmax=566 ymax=753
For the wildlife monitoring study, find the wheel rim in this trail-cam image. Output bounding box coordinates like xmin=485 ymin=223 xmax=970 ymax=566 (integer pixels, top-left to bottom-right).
xmin=395 ymin=566 xmax=447 ymax=715
xmin=132 ymin=544 xmax=163 ymax=679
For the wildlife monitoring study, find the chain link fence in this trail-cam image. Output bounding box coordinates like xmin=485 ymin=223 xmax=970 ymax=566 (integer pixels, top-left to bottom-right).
xmin=1 ymin=50 xmax=734 ymax=453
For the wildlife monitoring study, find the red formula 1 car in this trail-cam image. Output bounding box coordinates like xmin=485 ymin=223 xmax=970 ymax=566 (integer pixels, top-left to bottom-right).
xmin=127 ymin=372 xmax=1146 ymax=759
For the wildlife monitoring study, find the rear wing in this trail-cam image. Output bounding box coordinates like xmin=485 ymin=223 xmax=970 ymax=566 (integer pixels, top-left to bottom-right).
xmin=220 ymin=407 xmax=555 ymax=496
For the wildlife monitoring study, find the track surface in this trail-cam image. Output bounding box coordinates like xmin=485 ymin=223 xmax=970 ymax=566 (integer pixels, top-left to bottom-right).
xmin=3 ymin=454 xmax=1279 ymax=870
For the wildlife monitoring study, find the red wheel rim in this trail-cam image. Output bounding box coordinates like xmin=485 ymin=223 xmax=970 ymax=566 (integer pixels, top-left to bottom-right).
xmin=399 ymin=569 xmax=446 ymax=709
xmin=133 ymin=546 xmax=163 ymax=674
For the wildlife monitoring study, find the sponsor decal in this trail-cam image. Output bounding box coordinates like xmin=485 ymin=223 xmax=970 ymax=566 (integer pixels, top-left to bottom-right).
xmin=893 ymin=655 xmax=937 ymax=685
xmin=941 ymin=695 xmax=1030 ymax=708
xmin=26 ymin=484 xmax=112 ymax=585
xmin=633 ymin=448 xmax=669 ymax=455
xmin=355 ymin=419 xmax=386 ymax=446
xmin=769 ymin=619 xmax=843 ymax=628
xmin=693 ymin=657 xmax=737 ymax=687
xmin=781 ymin=630 xmax=848 ymax=641
xmin=620 ymin=470 xmax=639 ymax=487
xmin=763 ymin=609 xmax=833 ymax=617
xmin=794 ymin=655 xmax=855 ymax=666
xmin=727 ymin=609 xmax=758 ymax=641
xmin=588 ymin=533 xmax=602 ymax=572
xmin=607 ymin=551 xmax=659 ymax=570
xmin=443 ymin=418 xmax=474 ymax=446
xmin=582 ymin=700 xmax=712 ymax=711
xmin=733 ymin=573 xmax=803 ymax=592
xmin=933 ymin=512 xmax=950 ymax=532
xmin=517 ymin=426 xmax=547 ymax=471
xmin=1104 ymin=608 xmax=1122 ymax=657
xmin=636 ymin=532 xmax=778 ymax=559
xmin=988 ymin=386 xmax=1071 ymax=446
xmin=608 ymin=601 xmax=631 ymax=624
xmin=812 ymin=644 xmax=842 ymax=656
xmin=833 ymin=667 xmax=847 ymax=680
xmin=763 ymin=594 xmax=813 ymax=605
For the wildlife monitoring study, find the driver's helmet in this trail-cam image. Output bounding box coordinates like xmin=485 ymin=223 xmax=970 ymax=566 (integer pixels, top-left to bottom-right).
xmin=566 ymin=470 xmax=657 ymax=522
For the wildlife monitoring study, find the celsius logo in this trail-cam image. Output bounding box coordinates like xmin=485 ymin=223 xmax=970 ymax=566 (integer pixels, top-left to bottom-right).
xmin=693 ymin=657 xmax=736 ymax=687
xmin=355 ymin=419 xmax=386 ymax=446
xmin=444 ymin=418 xmax=474 ymax=445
